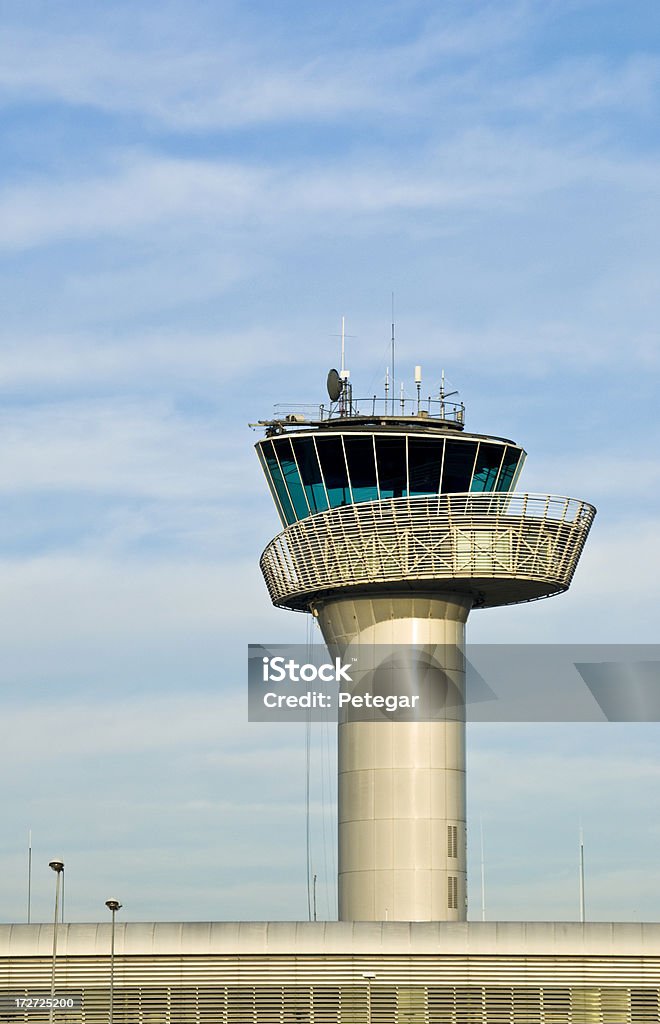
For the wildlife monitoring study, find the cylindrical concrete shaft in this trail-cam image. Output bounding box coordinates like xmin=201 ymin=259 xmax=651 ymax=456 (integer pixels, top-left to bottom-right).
xmin=312 ymin=593 xmax=471 ymax=922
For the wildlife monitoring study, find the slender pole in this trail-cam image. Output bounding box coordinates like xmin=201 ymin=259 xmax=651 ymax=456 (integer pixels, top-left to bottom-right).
xmin=48 ymin=861 xmax=64 ymax=1024
xmin=109 ymin=908 xmax=115 ymax=1024
xmin=313 ymin=873 xmax=317 ymax=922
xmin=480 ymin=819 xmax=486 ymax=923
xmin=390 ymin=294 xmax=395 ymax=415
xmin=27 ymin=830 xmax=32 ymax=924
xmin=340 ymin=316 xmax=345 ymax=375
xmin=106 ymin=900 xmax=122 ymax=1024
xmin=305 ymin=716 xmax=312 ymax=922
xmin=579 ymin=827 xmax=585 ymax=923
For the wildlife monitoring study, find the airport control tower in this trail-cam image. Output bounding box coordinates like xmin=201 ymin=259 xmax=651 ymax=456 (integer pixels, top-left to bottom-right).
xmin=255 ymin=359 xmax=595 ymax=924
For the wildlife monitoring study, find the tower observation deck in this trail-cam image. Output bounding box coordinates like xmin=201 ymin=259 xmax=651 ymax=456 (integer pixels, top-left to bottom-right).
xmin=254 ymin=366 xmax=595 ymax=923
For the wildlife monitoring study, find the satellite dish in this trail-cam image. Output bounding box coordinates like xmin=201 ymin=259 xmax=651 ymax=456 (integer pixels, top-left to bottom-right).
xmin=327 ymin=368 xmax=343 ymax=402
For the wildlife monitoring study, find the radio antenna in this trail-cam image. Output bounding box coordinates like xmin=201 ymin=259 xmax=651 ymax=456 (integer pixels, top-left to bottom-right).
xmin=579 ymin=825 xmax=586 ymax=922
xmin=341 ymin=316 xmax=346 ymax=377
xmin=391 ymin=293 xmax=395 ymax=415
xmin=27 ymin=829 xmax=32 ymax=924
xmin=480 ymin=818 xmax=486 ymax=922
xmin=332 ymin=317 xmax=354 ymax=381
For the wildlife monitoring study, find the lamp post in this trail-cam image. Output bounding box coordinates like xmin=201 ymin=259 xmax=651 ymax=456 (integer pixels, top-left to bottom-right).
xmin=362 ymin=972 xmax=376 ymax=1023
xmin=48 ymin=860 xmax=64 ymax=1024
xmin=105 ymin=900 xmax=122 ymax=1024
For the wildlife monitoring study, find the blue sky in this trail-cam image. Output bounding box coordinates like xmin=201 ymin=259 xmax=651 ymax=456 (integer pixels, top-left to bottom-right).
xmin=1 ymin=0 xmax=660 ymax=923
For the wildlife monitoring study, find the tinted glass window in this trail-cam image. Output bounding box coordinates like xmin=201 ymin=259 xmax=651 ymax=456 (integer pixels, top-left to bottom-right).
xmin=344 ymin=436 xmax=378 ymax=503
xmin=408 ymin=437 xmax=443 ymax=495
xmin=316 ymin=437 xmax=351 ymax=508
xmin=496 ymin=446 xmax=522 ymax=492
xmin=441 ymin=440 xmax=477 ymax=492
xmin=272 ymin=438 xmax=309 ymax=519
xmin=375 ymin=436 xmax=407 ymax=498
xmin=261 ymin=440 xmax=295 ymax=525
xmin=292 ymin=438 xmax=328 ymax=514
xmin=471 ymin=443 xmax=504 ymax=492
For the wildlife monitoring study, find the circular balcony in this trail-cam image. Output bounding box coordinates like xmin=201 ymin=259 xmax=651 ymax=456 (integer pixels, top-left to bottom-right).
xmin=259 ymin=493 xmax=596 ymax=611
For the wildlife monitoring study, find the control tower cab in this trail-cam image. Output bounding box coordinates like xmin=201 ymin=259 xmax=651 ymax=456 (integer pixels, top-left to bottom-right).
xmin=255 ymin=363 xmax=595 ymax=923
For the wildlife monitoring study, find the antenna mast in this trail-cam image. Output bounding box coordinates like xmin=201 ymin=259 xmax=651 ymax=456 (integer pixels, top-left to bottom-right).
xmin=480 ymin=819 xmax=486 ymax=922
xmin=579 ymin=826 xmax=585 ymax=922
xmin=341 ymin=316 xmax=346 ymax=377
xmin=391 ymin=293 xmax=395 ymax=415
xmin=27 ymin=829 xmax=32 ymax=924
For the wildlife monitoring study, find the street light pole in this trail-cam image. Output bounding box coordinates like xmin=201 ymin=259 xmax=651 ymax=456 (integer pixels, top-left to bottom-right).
xmin=105 ymin=900 xmax=122 ymax=1024
xmin=48 ymin=860 xmax=64 ymax=1024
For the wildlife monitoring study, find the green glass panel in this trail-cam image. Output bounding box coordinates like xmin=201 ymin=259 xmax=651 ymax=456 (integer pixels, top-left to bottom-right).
xmin=272 ymin=437 xmax=309 ymax=519
xmin=408 ymin=437 xmax=443 ymax=495
xmin=375 ymin=436 xmax=407 ymax=498
xmin=471 ymin=442 xmax=505 ymax=492
xmin=496 ymin=446 xmax=522 ymax=492
xmin=316 ymin=436 xmax=351 ymax=508
xmin=441 ymin=440 xmax=477 ymax=492
xmin=292 ymin=437 xmax=328 ymax=514
xmin=344 ymin=436 xmax=378 ymax=503
xmin=261 ymin=440 xmax=296 ymax=525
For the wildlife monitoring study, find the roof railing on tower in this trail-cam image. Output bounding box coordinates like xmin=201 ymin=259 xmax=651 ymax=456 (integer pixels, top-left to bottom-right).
xmin=268 ymin=396 xmax=465 ymax=427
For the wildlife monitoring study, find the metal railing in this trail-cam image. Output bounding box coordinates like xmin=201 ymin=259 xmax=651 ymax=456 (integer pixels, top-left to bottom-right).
xmin=260 ymin=493 xmax=596 ymax=611
xmin=271 ymin=396 xmax=465 ymax=425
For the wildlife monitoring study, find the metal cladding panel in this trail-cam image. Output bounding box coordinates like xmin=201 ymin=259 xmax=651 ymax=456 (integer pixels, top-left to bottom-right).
xmin=316 ymin=595 xmax=469 ymax=923
xmin=2 ymin=923 xmax=660 ymax=1023
xmin=4 ymin=921 xmax=660 ymax=956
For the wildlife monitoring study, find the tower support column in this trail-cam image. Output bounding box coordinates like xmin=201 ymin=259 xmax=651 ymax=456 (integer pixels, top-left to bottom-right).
xmin=313 ymin=593 xmax=471 ymax=922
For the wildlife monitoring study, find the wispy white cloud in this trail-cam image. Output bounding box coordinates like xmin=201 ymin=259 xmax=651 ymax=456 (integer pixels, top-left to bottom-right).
xmin=0 ymin=3 xmax=653 ymax=134
xmin=0 ymin=5 xmax=530 ymax=130
xmin=0 ymin=692 xmax=243 ymax=761
xmin=471 ymin=54 xmax=660 ymax=121
xmin=0 ymin=551 xmax=298 ymax=690
xmin=0 ymin=327 xmax=304 ymax=390
xmin=0 ymin=155 xmax=268 ymax=249
xmin=0 ymin=398 xmax=245 ymax=499
xmin=1 ymin=133 xmax=658 ymax=252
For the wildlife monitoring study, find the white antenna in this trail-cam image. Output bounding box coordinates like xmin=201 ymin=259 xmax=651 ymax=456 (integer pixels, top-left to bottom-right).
xmin=336 ymin=316 xmax=352 ymax=381
xmin=415 ymin=365 xmax=422 ymax=413
xmin=480 ymin=818 xmax=486 ymax=922
xmin=579 ymin=825 xmax=585 ymax=922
